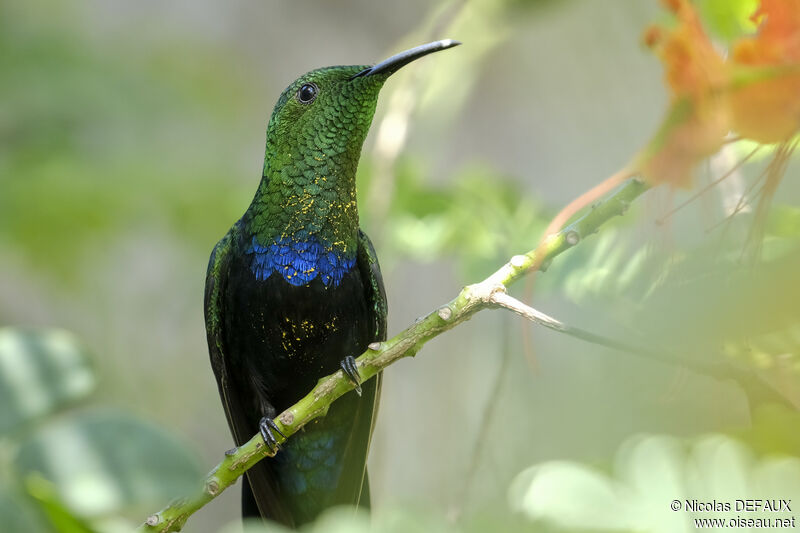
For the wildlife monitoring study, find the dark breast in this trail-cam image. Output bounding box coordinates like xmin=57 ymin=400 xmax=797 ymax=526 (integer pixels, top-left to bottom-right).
xmin=221 ymin=241 xmax=372 ymax=413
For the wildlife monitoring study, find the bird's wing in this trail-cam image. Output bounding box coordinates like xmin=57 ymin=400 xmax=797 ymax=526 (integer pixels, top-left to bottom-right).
xmin=350 ymin=228 xmax=388 ymax=503
xmin=357 ymin=229 xmax=388 ymax=342
xmin=204 ymin=228 xmax=294 ymax=525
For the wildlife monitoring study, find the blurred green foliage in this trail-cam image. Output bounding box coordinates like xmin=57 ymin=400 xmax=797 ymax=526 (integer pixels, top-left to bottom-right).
xmin=510 ymin=430 xmax=800 ymax=533
xmin=551 ymin=199 xmax=800 ymax=379
xmin=0 ymin=0 xmax=251 ymax=282
xmin=0 ymin=329 xmax=202 ymax=532
xmin=0 ymin=329 xmax=94 ymax=434
xmin=378 ymin=159 xmax=548 ymax=279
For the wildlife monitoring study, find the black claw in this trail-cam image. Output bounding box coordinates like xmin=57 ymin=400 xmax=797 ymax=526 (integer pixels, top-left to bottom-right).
xmin=340 ymin=356 xmax=362 ymax=396
xmin=259 ymin=416 xmax=286 ymax=452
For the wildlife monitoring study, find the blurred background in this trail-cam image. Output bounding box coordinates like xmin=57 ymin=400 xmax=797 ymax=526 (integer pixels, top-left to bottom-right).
xmin=2 ymin=0 xmax=800 ymax=531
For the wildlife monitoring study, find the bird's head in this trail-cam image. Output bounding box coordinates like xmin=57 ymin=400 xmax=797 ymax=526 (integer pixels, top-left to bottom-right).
xmin=262 ymin=40 xmax=460 ymax=176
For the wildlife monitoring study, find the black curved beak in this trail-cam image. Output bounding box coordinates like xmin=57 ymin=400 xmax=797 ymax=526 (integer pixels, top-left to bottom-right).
xmin=351 ymin=39 xmax=461 ymax=79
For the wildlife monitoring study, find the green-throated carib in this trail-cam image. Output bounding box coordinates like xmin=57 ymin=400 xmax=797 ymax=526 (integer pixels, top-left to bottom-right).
xmin=204 ymin=40 xmax=460 ymax=527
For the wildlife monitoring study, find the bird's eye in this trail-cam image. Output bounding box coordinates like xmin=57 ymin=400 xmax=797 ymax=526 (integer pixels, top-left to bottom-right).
xmin=296 ymin=83 xmax=318 ymax=104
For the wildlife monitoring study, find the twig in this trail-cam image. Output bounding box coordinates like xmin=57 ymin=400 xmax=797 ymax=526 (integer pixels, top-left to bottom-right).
xmin=490 ymin=292 xmax=675 ymax=365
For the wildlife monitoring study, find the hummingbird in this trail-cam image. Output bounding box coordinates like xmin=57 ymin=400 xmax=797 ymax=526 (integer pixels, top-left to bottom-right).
xmin=204 ymin=40 xmax=460 ymax=527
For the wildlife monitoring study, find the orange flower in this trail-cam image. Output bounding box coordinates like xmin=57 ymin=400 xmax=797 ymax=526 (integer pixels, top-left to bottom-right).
xmin=639 ymin=0 xmax=729 ymax=187
xmin=655 ymin=0 xmax=728 ymax=100
xmin=730 ymin=0 xmax=800 ymax=143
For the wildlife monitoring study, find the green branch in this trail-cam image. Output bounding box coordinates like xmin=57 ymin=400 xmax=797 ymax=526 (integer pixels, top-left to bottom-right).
xmin=138 ymin=177 xmax=650 ymax=533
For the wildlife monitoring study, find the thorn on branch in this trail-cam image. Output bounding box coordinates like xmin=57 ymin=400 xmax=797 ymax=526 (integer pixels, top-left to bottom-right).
xmin=489 ymin=292 xmax=566 ymax=331
xmin=565 ymin=230 xmax=580 ymax=246
xmin=205 ymin=479 xmax=220 ymax=497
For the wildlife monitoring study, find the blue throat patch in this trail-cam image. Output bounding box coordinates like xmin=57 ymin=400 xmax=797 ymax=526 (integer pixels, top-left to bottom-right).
xmin=247 ymin=235 xmax=356 ymax=287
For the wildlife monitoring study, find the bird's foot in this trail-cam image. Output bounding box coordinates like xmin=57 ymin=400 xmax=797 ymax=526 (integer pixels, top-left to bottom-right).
xmin=340 ymin=355 xmax=362 ymax=396
xmin=259 ymin=416 xmax=286 ymax=453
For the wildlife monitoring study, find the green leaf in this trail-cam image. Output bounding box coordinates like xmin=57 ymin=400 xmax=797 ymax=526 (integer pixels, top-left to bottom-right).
xmin=696 ymin=0 xmax=758 ymax=42
xmin=0 ymin=481 xmax=51 ymax=533
xmin=510 ymin=434 xmax=800 ymax=533
xmin=26 ymin=474 xmax=96 ymax=533
xmin=14 ymin=409 xmax=202 ymax=519
xmin=509 ymin=461 xmax=635 ymax=531
xmin=0 ymin=328 xmax=95 ymax=435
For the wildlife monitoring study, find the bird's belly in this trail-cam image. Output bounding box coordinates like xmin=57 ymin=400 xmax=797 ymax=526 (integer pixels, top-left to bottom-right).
xmin=223 ymin=258 xmax=371 ymax=411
